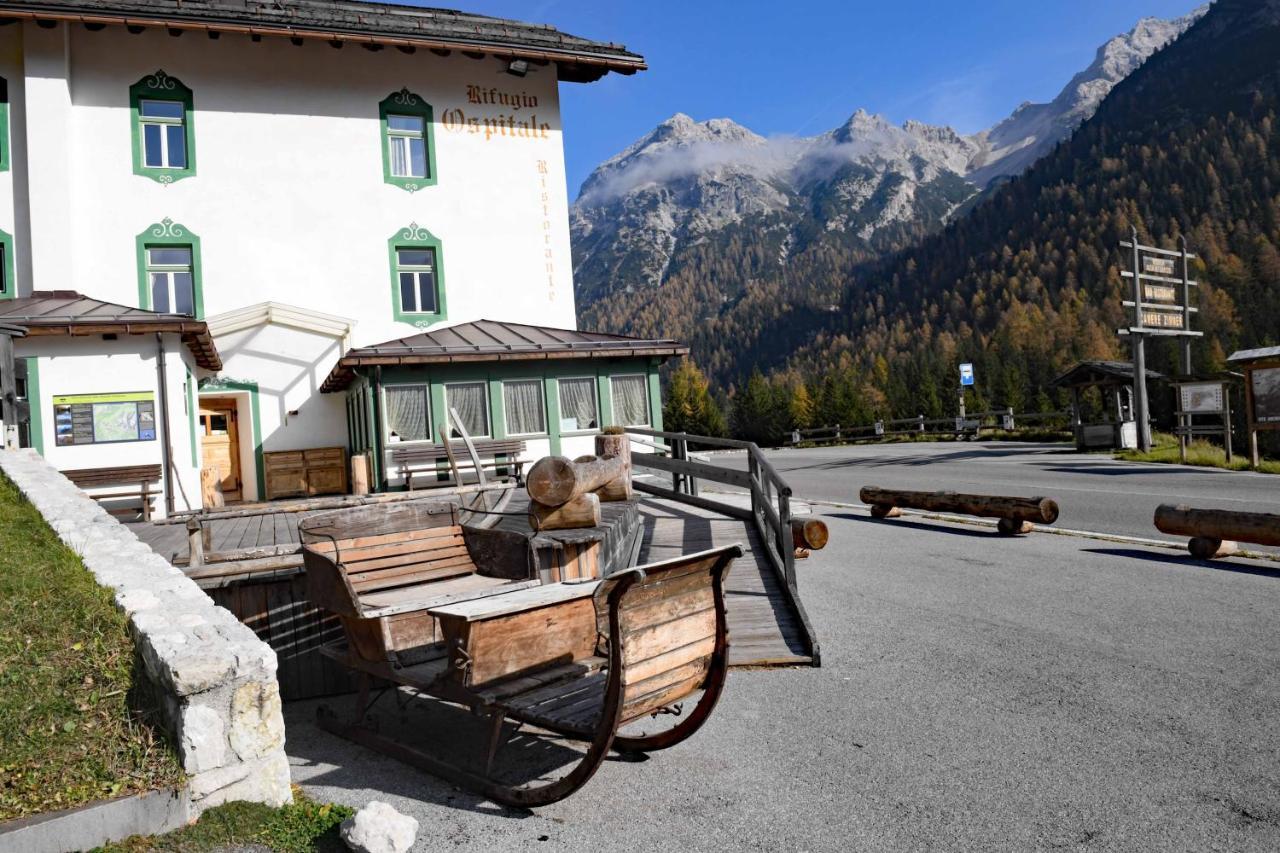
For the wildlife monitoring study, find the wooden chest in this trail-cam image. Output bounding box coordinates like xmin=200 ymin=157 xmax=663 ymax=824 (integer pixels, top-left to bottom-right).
xmin=264 ymin=446 xmax=348 ymax=500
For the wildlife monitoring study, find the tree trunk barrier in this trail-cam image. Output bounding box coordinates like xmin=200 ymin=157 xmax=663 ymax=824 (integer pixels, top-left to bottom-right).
xmin=860 ymin=486 xmax=1059 ymax=535
xmin=1154 ymin=503 xmax=1280 ymax=559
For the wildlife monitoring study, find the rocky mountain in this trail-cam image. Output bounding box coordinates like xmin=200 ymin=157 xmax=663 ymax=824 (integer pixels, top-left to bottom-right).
xmin=571 ymin=5 xmax=1207 ymax=306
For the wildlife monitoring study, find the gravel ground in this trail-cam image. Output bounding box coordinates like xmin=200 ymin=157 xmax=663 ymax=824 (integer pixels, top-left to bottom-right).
xmin=286 ymin=508 xmax=1280 ymax=851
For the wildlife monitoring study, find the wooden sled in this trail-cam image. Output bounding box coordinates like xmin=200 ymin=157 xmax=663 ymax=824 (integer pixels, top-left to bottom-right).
xmin=312 ymin=543 xmax=741 ymax=807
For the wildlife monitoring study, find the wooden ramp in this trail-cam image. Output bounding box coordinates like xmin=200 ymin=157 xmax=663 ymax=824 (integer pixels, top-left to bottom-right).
xmin=636 ymin=497 xmax=813 ymax=668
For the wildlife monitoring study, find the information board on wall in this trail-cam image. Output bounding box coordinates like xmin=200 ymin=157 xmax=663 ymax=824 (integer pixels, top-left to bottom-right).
xmin=53 ymin=391 xmax=157 ymax=446
xmin=1252 ymin=367 xmax=1280 ymax=424
xmin=1178 ymin=382 xmax=1224 ymax=414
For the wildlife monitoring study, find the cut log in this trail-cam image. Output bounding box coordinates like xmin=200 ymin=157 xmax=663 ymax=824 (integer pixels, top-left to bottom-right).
xmin=595 ymin=433 xmax=631 ymax=470
xmin=870 ymin=505 xmax=901 ymax=519
xmin=594 ymin=476 xmax=633 ymax=502
xmin=859 ymin=486 xmax=1059 ymax=524
xmin=790 ymin=517 xmax=829 ymax=550
xmin=200 ymin=468 xmax=225 ymax=509
xmin=1188 ymin=536 xmax=1239 ymax=560
xmin=996 ymin=518 xmax=1034 ymax=536
xmin=528 ymin=493 xmax=601 ymax=532
xmin=527 ymin=455 xmax=626 ymax=508
xmin=1154 ymin=504 xmax=1280 ymax=548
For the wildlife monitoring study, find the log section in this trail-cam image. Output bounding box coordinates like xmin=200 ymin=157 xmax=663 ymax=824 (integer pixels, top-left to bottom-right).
xmin=860 ymin=486 xmax=1059 ymax=526
xmin=790 ymin=517 xmax=829 ymax=550
xmin=529 ymin=492 xmax=602 ymax=532
xmin=527 ymin=455 xmax=626 ymax=507
xmin=1154 ymin=503 xmax=1280 ymax=554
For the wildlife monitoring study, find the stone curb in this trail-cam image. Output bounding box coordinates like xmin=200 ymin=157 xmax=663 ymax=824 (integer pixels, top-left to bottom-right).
xmin=0 ymin=788 xmax=190 ymax=853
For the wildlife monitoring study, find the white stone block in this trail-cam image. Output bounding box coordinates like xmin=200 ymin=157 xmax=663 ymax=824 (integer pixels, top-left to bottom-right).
xmin=340 ymin=801 xmax=419 ymax=853
xmin=179 ymin=704 xmax=227 ymax=773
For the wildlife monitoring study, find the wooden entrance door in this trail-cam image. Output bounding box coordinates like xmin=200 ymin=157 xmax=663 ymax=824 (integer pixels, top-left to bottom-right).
xmin=200 ymin=397 xmax=243 ymax=502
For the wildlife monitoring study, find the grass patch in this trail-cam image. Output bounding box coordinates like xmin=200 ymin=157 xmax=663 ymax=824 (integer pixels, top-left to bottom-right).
xmin=100 ymin=788 xmax=354 ymax=852
xmin=1116 ymin=432 xmax=1280 ymax=474
xmin=0 ymin=472 xmax=182 ymax=822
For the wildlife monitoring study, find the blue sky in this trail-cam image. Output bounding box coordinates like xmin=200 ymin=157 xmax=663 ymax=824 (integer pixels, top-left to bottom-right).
xmin=397 ymin=0 xmax=1203 ymax=197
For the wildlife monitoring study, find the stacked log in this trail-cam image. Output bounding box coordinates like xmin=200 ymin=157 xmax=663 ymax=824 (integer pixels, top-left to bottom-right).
xmin=791 ymin=516 xmax=830 ymax=558
xmin=525 ymin=437 xmax=634 ymax=532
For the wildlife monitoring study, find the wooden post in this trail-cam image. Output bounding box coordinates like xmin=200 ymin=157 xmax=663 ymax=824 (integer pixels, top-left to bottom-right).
xmin=350 ymin=452 xmax=370 ymax=496
xmin=778 ymin=489 xmax=795 ymax=590
xmin=1244 ymin=367 xmax=1260 ymax=470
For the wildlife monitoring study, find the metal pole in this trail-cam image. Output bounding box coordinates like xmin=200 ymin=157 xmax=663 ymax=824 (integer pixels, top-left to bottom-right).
xmin=1178 ymin=235 xmax=1194 ymax=461
xmin=1131 ymin=228 xmax=1151 ymax=452
xmin=155 ymin=334 xmax=176 ymax=516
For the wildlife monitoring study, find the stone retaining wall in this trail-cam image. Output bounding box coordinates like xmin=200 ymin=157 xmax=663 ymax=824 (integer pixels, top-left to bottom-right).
xmin=0 ymin=450 xmax=291 ymax=813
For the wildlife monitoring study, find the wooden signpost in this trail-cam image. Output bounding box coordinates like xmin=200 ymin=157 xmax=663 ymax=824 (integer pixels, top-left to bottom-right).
xmin=1118 ymin=229 xmax=1202 ymax=452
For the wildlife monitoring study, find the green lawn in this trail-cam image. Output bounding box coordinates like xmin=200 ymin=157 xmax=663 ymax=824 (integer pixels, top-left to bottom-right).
xmin=99 ymin=789 xmax=353 ymax=852
xmin=1116 ymin=432 xmax=1280 ymax=474
xmin=0 ymin=472 xmax=182 ymax=821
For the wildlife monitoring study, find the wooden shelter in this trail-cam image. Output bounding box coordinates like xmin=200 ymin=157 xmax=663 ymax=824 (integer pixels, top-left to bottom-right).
xmin=1051 ymin=361 xmax=1164 ymax=450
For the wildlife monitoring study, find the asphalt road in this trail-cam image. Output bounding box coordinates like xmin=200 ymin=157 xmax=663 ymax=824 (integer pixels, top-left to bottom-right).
xmin=757 ymin=441 xmax=1280 ymax=552
xmin=287 ymin=505 xmax=1280 ymax=851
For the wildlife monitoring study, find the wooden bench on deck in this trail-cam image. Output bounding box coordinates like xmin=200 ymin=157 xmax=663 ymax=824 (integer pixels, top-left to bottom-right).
xmin=313 ymin=543 xmax=742 ymax=807
xmin=62 ymin=464 xmax=163 ymax=521
xmin=392 ymin=438 xmax=527 ymax=490
xmin=301 ymin=500 xmax=538 ymax=665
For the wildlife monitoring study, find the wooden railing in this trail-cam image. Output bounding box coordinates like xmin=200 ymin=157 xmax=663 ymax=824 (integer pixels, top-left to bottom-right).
xmin=624 ymin=428 xmax=820 ymax=664
xmin=787 ymin=408 xmax=1072 ymax=446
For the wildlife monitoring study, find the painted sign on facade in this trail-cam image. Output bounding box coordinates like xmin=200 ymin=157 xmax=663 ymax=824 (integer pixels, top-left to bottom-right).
xmin=1252 ymin=367 xmax=1280 ymax=424
xmin=959 ymin=363 xmax=974 ymax=386
xmin=53 ymin=391 xmax=156 ymax=446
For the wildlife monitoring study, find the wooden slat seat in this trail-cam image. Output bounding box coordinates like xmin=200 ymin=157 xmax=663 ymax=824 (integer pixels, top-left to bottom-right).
xmin=62 ymin=464 xmax=163 ymax=521
xmin=301 ymin=500 xmax=538 ymax=664
xmin=392 ymin=439 xmax=527 ymax=490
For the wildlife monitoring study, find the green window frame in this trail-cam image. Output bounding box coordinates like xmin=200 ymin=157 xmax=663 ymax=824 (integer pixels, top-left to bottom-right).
xmin=388 ymin=223 xmax=447 ymax=327
xmin=130 ymin=70 xmax=196 ymax=184
xmin=136 ymin=219 xmax=204 ymax=318
xmin=0 ymin=76 xmax=10 ymax=173
xmin=0 ymin=227 xmax=14 ymax=301
xmin=379 ymin=88 xmax=437 ymax=192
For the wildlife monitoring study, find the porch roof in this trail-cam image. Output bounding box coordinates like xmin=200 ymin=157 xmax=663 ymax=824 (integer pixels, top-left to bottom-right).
xmin=0 ymin=1 xmax=646 ymax=82
xmin=0 ymin=290 xmax=222 ymax=370
xmin=1050 ymin=360 xmax=1164 ymax=389
xmin=321 ymin=319 xmax=686 ymax=392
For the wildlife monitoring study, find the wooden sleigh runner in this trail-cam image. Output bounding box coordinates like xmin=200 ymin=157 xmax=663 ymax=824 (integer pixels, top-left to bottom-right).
xmin=301 ymin=505 xmax=740 ymax=807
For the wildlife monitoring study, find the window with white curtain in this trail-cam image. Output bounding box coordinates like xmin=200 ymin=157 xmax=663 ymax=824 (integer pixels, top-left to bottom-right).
xmin=386 ymin=114 xmax=427 ymax=178
xmin=503 ymin=379 xmax=546 ymax=435
xmin=147 ymin=246 xmax=195 ymax=315
xmin=558 ymin=377 xmax=598 ymax=431
xmin=610 ymin=375 xmax=650 ymax=427
xmin=445 ymin=382 xmax=489 ymax=437
xmin=385 ymin=384 xmax=430 ymax=442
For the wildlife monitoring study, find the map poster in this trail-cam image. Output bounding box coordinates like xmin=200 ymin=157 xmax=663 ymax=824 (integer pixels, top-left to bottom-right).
xmin=52 ymin=391 xmax=157 ymax=446
xmin=1178 ymin=382 xmax=1224 ymax=414
xmin=1252 ymin=367 xmax=1280 ymax=425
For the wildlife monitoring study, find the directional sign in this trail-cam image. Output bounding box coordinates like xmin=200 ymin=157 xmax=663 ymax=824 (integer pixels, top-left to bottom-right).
xmin=959 ymin=363 xmax=974 ymax=386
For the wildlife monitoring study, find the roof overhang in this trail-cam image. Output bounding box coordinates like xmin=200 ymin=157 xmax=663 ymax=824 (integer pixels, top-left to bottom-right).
xmin=322 ymin=340 xmax=687 ymax=392
xmin=18 ymin=317 xmax=222 ymax=370
xmin=207 ymin=301 xmax=355 ymax=349
xmin=0 ymin=3 xmax=646 ymax=83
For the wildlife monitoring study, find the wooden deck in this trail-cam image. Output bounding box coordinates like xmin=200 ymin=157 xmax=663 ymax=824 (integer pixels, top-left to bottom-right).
xmin=635 ymin=497 xmax=812 ymax=667
xmin=128 ymin=493 xmax=813 ymax=672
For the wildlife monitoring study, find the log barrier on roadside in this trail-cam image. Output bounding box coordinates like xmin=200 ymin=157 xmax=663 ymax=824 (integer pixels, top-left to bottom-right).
xmin=1153 ymin=503 xmax=1280 ymax=559
xmin=859 ymin=486 xmax=1060 ymax=536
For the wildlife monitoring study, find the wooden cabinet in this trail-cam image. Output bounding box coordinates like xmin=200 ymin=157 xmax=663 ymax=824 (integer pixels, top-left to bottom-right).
xmin=264 ymin=447 xmax=348 ymax=501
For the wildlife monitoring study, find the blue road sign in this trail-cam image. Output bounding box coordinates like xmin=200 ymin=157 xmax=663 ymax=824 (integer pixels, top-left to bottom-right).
xmin=960 ymin=363 xmax=974 ymax=386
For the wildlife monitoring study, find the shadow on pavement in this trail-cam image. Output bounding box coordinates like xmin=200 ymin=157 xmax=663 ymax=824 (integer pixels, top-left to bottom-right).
xmin=830 ymin=512 xmax=999 ymax=539
xmin=1040 ymin=463 xmax=1215 ymax=477
xmin=1081 ymin=548 xmax=1280 ymax=579
xmin=775 ymin=444 xmax=1075 ymax=473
